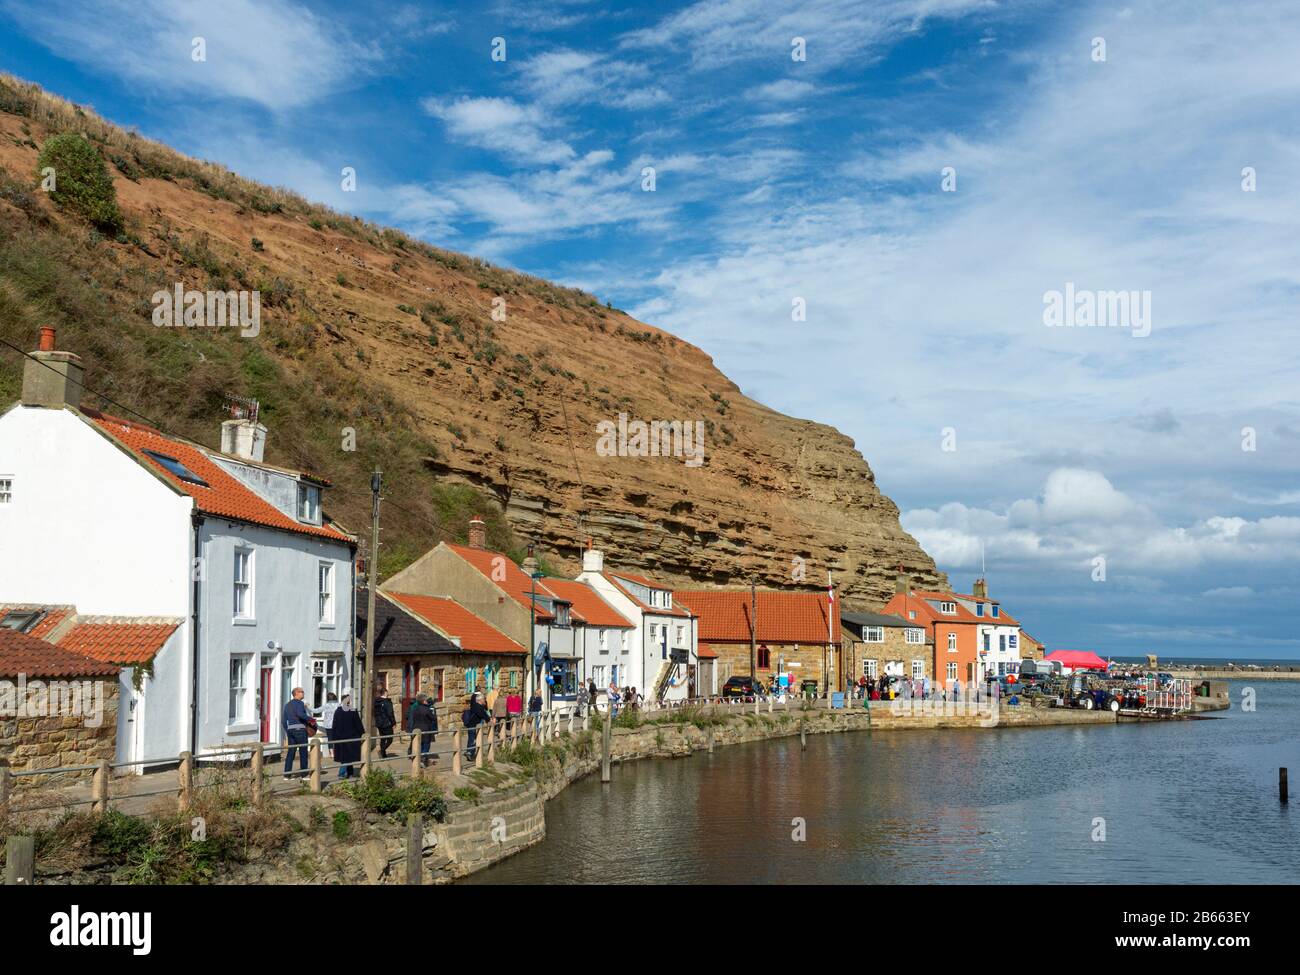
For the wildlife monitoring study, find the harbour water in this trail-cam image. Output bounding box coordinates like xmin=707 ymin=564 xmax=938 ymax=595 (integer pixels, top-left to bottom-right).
xmin=466 ymin=680 xmax=1299 ymax=884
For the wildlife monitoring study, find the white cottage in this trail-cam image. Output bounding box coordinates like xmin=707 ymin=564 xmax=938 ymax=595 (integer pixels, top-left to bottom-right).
xmin=0 ymin=329 xmax=355 ymax=767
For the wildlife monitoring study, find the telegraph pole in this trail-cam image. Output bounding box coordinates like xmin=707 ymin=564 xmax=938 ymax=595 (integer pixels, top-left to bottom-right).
xmin=363 ymin=469 xmax=382 ymax=741
xmin=749 ymin=577 xmax=757 ymax=678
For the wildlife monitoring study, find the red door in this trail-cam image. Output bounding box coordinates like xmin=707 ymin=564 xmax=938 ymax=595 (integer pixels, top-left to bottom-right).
xmin=401 ymin=662 xmax=421 ymax=723
xmin=259 ymin=666 xmax=275 ymax=742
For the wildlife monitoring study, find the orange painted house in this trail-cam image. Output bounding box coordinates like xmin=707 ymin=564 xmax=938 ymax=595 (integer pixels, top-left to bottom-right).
xmin=878 ymin=584 xmax=983 ymax=689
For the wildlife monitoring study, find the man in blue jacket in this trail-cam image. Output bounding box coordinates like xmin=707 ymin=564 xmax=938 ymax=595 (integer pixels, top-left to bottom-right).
xmin=282 ymin=687 xmax=315 ymax=780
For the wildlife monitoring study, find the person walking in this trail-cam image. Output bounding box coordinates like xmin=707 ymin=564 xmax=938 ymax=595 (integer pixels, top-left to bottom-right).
xmin=576 ymin=681 xmax=590 ymax=718
xmin=374 ymin=687 xmax=396 ymax=759
xmin=321 ymin=690 xmax=340 ymax=759
xmin=331 ymin=693 xmax=364 ymax=779
xmin=607 ymin=679 xmax=621 ymax=717
xmin=281 ymin=687 xmax=315 ymax=780
xmin=408 ymin=692 xmax=437 ymax=766
xmin=464 ymin=692 xmax=491 ymax=760
xmin=527 ymin=687 xmax=543 ymax=735
xmin=492 ymin=688 xmax=509 ymax=727
xmin=587 ymin=679 xmax=599 ymax=712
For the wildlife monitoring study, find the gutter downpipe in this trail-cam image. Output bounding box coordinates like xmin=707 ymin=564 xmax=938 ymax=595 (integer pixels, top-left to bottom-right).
xmin=189 ymin=512 xmax=204 ymax=757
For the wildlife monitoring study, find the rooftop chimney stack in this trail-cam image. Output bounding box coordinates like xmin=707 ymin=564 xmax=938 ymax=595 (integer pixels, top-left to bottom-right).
xmin=583 ymin=545 xmax=604 ymax=574
xmin=973 ymin=578 xmax=987 ymax=600
xmin=894 ymin=570 xmax=910 ymax=595
xmin=467 ymin=516 xmax=487 ymax=550
xmin=21 ymin=327 xmax=84 ymax=410
xmin=220 ymin=418 xmax=267 ymax=462
xmin=522 ymin=542 xmax=539 ymax=575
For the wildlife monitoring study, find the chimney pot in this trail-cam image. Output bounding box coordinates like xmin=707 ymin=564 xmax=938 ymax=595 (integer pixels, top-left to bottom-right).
xmin=38 ymin=326 xmax=56 ymax=352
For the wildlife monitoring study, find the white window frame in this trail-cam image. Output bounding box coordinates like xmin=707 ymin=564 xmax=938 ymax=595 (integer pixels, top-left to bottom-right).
xmin=676 ymin=625 xmax=685 ymax=646
xmin=297 ymin=483 xmax=321 ymax=525
xmin=318 ymin=561 xmax=335 ymax=625
xmin=862 ymin=659 xmax=877 ymax=679
xmin=947 ymin=632 xmax=957 ymax=652
xmin=228 ymin=654 xmax=251 ymax=724
xmin=911 ymin=659 xmax=924 ymax=680
xmin=599 ymin=629 xmax=609 ymax=654
xmin=905 ymin=628 xmax=924 ymax=644
xmin=234 ymin=547 xmax=255 ymax=621
xmin=0 ymin=476 xmax=12 ymax=504
xmin=947 ymin=662 xmax=958 ymax=681
xmin=311 ymin=655 xmax=343 ymax=713
xmin=939 ymin=601 xmax=956 ymax=615
xmin=621 ymin=630 xmax=629 ymax=654
xmin=864 ymin=626 xmax=884 ymax=643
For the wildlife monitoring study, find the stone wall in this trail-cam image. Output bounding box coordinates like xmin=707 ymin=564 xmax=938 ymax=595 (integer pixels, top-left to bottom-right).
xmin=0 ymin=678 xmax=119 ymax=787
xmin=377 ymin=655 xmax=526 ymax=730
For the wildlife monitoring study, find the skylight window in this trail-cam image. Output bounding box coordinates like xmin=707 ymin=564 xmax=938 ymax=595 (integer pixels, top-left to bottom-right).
xmin=143 ymin=449 xmax=209 ymax=487
xmin=0 ymin=610 xmax=44 ymax=633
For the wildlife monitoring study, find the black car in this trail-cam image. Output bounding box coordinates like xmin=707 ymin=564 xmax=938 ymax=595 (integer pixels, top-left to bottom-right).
xmin=722 ymin=675 xmax=768 ymax=700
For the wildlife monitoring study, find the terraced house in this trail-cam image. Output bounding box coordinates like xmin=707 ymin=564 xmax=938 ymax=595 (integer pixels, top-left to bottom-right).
xmin=878 ymin=576 xmax=983 ymax=690
xmin=840 ymin=609 xmax=932 ymax=688
xmin=0 ymin=328 xmax=356 ymax=768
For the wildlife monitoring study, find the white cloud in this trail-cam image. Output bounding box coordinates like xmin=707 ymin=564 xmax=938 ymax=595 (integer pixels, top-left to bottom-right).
xmin=3 ymin=0 xmax=373 ymax=110
xmin=749 ymin=79 xmax=816 ymax=102
xmin=422 ymin=96 xmax=576 ymax=165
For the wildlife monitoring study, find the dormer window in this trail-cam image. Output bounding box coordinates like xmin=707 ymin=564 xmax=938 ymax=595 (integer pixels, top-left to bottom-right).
xmin=976 ymin=603 xmax=985 ymax=617
xmin=298 ymin=483 xmax=321 ymax=525
xmin=555 ymin=604 xmax=571 ymax=626
xmin=991 ymin=605 xmax=1000 ymax=618
xmin=940 ymin=601 xmax=956 ymax=614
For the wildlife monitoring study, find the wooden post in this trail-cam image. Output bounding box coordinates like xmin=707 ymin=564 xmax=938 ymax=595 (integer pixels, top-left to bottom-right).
xmin=309 ymin=739 xmax=322 ymax=794
xmin=568 ymin=710 xmax=575 ymax=734
xmin=475 ymin=727 xmax=485 ymax=769
xmin=410 ymin=730 xmax=422 ymax=780
xmin=406 ymin=813 xmax=423 ymax=885
xmin=1282 ymin=768 xmax=1289 ymax=804
xmin=4 ymin=836 xmax=35 ymax=885
xmin=600 ymin=707 xmax=612 ymax=783
xmin=800 ymin=719 xmax=807 ymax=749
xmin=452 ymin=729 xmax=462 ymax=776
xmin=177 ymin=750 xmax=193 ymax=811
xmin=707 ymin=727 xmax=714 ymax=755
xmin=360 ymin=735 xmax=371 ymax=779
xmin=486 ymin=722 xmax=497 ymax=764
xmin=250 ymin=744 xmax=265 ymax=805
xmin=0 ymin=760 xmax=12 ymax=811
xmin=92 ymin=760 xmax=109 ymax=814
xmin=768 ymin=696 xmax=773 ymax=714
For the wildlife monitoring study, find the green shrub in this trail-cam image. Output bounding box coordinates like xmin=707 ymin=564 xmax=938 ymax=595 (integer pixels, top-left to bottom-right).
xmin=36 ymin=132 xmax=122 ymax=232
xmin=331 ymin=810 xmax=352 ymax=840
xmin=342 ymin=770 xmax=446 ymax=821
xmin=453 ymin=786 xmax=481 ymax=804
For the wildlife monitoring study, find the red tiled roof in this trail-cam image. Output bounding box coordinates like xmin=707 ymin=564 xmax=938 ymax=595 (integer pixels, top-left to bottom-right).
xmin=0 ymin=605 xmax=73 ymax=640
xmin=541 ymin=579 xmax=634 ymax=628
xmin=697 ymin=641 xmax=718 ymax=659
xmin=386 ymin=592 xmax=526 ymax=656
xmin=898 ymin=591 xmax=986 ymax=625
xmin=84 ymin=410 xmax=350 ymax=542
xmin=675 ymin=590 xmax=839 ymax=645
xmin=0 ymin=628 xmax=119 ymax=678
xmin=443 ymin=542 xmax=556 ymax=620
xmin=58 ymin=620 xmax=179 ymax=665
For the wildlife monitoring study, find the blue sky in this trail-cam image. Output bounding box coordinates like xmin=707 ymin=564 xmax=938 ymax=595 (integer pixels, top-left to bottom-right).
xmin=3 ymin=0 xmax=1298 ymax=660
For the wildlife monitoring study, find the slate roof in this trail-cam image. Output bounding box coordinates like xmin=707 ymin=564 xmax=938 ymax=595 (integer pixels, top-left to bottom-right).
xmin=357 ymin=589 xmax=459 ymax=657
xmin=842 ymin=610 xmax=920 ymax=631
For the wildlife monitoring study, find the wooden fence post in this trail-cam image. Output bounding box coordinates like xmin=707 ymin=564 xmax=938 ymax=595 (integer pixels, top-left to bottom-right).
xmin=410 ymin=730 xmax=422 ymax=780
xmin=177 ymin=751 xmax=193 ymax=812
xmin=475 ymin=727 xmax=485 ymax=769
xmin=309 ymin=739 xmax=322 ymax=794
xmin=452 ymin=729 xmax=462 ymax=776
xmin=4 ymin=836 xmax=35 ymax=886
xmin=251 ymin=744 xmax=264 ymax=806
xmin=92 ymin=760 xmax=109 ymax=814
xmin=0 ymin=760 xmax=11 ymax=811
xmin=406 ymin=813 xmax=423 ymax=885
xmin=360 ymin=734 xmax=371 ymax=779
xmin=487 ymin=722 xmax=497 ymax=763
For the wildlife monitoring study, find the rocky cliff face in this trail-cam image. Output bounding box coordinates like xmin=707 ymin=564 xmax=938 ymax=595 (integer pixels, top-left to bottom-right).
xmin=0 ymin=75 xmax=943 ymax=608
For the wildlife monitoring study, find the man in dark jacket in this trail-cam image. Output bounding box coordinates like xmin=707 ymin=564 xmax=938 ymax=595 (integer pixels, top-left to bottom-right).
xmin=281 ymin=687 xmax=314 ymax=780
xmin=331 ymin=693 xmax=365 ymax=779
xmin=407 ymin=693 xmax=437 ymax=767
xmin=374 ymin=687 xmax=396 ymax=758
xmin=464 ymin=692 xmax=491 ymax=760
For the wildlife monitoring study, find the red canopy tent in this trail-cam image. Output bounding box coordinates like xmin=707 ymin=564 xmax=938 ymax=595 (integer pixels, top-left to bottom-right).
xmin=1044 ymin=649 xmax=1109 ymax=671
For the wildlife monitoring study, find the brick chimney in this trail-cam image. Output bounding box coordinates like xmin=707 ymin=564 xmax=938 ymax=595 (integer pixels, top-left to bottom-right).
xmin=894 ymin=570 xmax=910 ymax=595
xmin=522 ymin=541 xmax=539 ymax=575
xmin=220 ymin=418 xmax=267 ymax=462
xmin=467 ymin=516 xmax=486 ymax=550
xmin=21 ymin=327 xmax=84 ymax=410
xmin=582 ymin=538 xmax=604 ymax=573
xmin=972 ymin=578 xmax=987 ymax=600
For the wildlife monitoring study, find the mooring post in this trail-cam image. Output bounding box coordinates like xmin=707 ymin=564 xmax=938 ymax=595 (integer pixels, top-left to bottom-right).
xmin=601 ymin=708 xmax=612 ymax=783
xmin=707 ymin=726 xmax=714 ymax=755
xmin=4 ymin=835 xmax=35 ymax=885
xmin=406 ymin=812 xmax=423 ymax=885
xmin=1282 ymin=767 xmax=1289 ymax=804
xmin=800 ymin=718 xmax=807 ymax=749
